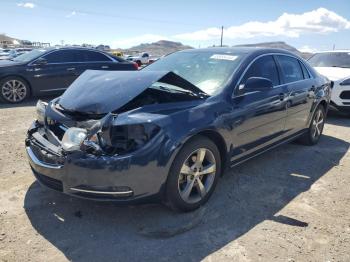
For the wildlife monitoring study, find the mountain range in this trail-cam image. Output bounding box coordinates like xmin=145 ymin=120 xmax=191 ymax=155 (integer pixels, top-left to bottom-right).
xmin=122 ymin=40 xmax=312 ymax=59
xmin=1 ymin=33 xmax=313 ymax=59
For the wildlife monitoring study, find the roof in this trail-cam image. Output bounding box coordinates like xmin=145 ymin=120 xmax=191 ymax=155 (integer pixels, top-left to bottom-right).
xmin=43 ymin=46 xmax=107 ymax=52
xmin=179 ymin=46 xmax=299 ymax=57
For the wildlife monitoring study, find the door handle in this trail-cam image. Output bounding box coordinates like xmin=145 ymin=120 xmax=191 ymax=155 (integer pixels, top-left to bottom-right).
xmin=101 ymin=65 xmax=109 ymax=69
xmin=66 ymin=67 xmax=75 ymax=71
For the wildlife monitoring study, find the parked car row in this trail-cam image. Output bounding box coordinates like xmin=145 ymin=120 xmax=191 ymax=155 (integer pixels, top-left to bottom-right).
xmin=0 ymin=48 xmax=32 ymax=60
xmin=24 ymin=47 xmax=332 ymax=211
xmin=0 ymin=47 xmax=138 ymax=103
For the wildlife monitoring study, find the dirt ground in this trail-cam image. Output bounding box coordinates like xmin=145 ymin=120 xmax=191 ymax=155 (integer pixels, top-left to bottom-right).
xmin=0 ymin=98 xmax=349 ymax=262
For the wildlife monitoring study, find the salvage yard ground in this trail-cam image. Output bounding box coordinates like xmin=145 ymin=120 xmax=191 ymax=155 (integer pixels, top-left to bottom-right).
xmin=0 ymin=99 xmax=349 ymax=262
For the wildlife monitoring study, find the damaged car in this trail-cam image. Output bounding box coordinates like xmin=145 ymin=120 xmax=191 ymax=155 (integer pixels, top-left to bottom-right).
xmin=26 ymin=48 xmax=331 ymax=211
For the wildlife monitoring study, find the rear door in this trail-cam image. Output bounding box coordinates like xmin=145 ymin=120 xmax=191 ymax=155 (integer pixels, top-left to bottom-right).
xmin=230 ymin=55 xmax=289 ymax=161
xmin=79 ymin=50 xmax=114 ymax=71
xmin=275 ymin=55 xmax=314 ymax=133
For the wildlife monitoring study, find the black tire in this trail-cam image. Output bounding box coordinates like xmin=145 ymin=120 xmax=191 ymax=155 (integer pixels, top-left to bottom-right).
xmin=298 ymin=105 xmax=326 ymax=146
xmin=136 ymin=60 xmax=142 ymax=67
xmin=0 ymin=76 xmax=30 ymax=103
xmin=165 ymin=136 xmax=221 ymax=212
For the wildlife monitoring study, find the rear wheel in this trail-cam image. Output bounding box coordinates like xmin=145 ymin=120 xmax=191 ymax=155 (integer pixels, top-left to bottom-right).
xmin=298 ymin=106 xmax=326 ymax=145
xmin=165 ymin=136 xmax=221 ymax=212
xmin=0 ymin=77 xmax=30 ymax=103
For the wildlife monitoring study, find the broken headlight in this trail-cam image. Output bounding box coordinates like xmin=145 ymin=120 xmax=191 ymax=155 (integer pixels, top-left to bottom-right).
xmin=102 ymin=123 xmax=160 ymax=154
xmin=62 ymin=127 xmax=87 ymax=151
xmin=36 ymin=100 xmax=47 ymax=125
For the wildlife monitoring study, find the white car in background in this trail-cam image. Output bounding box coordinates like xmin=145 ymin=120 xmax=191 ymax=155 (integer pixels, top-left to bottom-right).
xmin=309 ymin=51 xmax=350 ymax=115
xmin=126 ymin=52 xmax=150 ymax=66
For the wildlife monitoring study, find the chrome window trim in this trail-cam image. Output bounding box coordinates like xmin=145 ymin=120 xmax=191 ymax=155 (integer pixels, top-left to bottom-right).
xmin=39 ymin=87 xmax=67 ymax=92
xmin=28 ymin=48 xmax=115 ymax=66
xmin=233 ymin=52 xmax=314 ymax=97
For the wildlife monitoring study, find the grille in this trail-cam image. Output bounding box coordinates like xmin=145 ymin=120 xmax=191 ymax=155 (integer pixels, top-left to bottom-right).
xmin=340 ymin=91 xmax=350 ymax=99
xmin=33 ymin=169 xmax=63 ymax=192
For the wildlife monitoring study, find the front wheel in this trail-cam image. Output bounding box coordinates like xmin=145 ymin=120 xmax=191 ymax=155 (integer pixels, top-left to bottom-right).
xmin=0 ymin=77 xmax=30 ymax=103
xmin=298 ymin=106 xmax=326 ymax=145
xmin=165 ymin=136 xmax=221 ymax=212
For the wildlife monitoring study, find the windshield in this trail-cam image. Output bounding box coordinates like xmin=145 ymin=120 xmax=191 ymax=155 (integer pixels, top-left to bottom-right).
xmin=12 ymin=49 xmax=47 ymax=62
xmin=143 ymin=51 xmax=246 ymax=95
xmin=308 ymin=52 xmax=350 ymax=68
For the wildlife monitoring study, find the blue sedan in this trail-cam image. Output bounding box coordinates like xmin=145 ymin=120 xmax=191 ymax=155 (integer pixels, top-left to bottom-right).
xmin=25 ymin=47 xmax=331 ymax=211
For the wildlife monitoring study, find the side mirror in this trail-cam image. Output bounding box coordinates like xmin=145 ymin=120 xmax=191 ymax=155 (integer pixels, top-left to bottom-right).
xmin=239 ymin=77 xmax=273 ymax=94
xmin=33 ymin=58 xmax=47 ymax=66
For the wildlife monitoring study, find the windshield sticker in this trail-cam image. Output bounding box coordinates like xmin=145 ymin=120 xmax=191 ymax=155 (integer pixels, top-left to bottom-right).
xmin=210 ymin=54 xmax=238 ymax=61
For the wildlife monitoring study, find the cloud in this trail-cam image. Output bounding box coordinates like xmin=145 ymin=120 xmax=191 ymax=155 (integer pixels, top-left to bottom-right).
xmin=109 ymin=8 xmax=350 ymax=48
xmin=174 ymin=8 xmax=350 ymax=41
xmin=66 ymin=11 xmax=77 ymax=18
xmin=65 ymin=11 xmax=87 ymax=18
xmin=112 ymin=34 xmax=168 ymax=49
xmin=298 ymin=45 xmax=318 ymax=53
xmin=17 ymin=2 xmax=35 ymax=8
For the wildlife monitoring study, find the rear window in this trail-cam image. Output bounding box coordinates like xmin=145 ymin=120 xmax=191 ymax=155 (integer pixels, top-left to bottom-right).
xmin=276 ymin=56 xmax=304 ymax=83
xmin=308 ymin=52 xmax=350 ymax=68
xmin=83 ymin=51 xmax=111 ymax=62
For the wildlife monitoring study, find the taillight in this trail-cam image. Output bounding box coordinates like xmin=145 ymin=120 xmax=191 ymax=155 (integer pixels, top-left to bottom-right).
xmin=133 ymin=62 xmax=139 ymax=70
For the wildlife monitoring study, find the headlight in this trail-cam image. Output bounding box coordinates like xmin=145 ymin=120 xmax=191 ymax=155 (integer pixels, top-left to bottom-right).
xmin=36 ymin=100 xmax=47 ymax=124
xmin=340 ymin=78 xmax=350 ymax=86
xmin=62 ymin=127 xmax=87 ymax=151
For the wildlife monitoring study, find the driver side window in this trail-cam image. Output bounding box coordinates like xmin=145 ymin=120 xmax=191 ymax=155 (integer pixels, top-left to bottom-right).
xmin=241 ymin=55 xmax=280 ymax=86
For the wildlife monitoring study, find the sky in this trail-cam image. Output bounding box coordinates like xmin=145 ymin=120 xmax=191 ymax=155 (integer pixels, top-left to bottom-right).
xmin=1 ymin=0 xmax=350 ymax=51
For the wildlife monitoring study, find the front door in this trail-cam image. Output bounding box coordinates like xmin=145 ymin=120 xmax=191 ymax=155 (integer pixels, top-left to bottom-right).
xmin=230 ymin=55 xmax=288 ymax=162
xmin=28 ymin=50 xmax=81 ymax=94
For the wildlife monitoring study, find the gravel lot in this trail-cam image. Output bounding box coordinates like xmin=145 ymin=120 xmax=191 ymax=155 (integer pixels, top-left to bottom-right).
xmin=0 ymin=99 xmax=349 ymax=262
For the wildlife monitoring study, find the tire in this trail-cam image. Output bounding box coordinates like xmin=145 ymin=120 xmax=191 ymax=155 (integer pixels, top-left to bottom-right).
xmin=136 ymin=60 xmax=142 ymax=67
xmin=298 ymin=105 xmax=326 ymax=146
xmin=165 ymin=136 xmax=221 ymax=212
xmin=0 ymin=76 xmax=30 ymax=103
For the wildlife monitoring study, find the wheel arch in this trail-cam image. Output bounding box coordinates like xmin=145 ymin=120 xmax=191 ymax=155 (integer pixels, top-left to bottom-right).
xmin=178 ymin=129 xmax=228 ymax=175
xmin=318 ymin=99 xmax=328 ymax=113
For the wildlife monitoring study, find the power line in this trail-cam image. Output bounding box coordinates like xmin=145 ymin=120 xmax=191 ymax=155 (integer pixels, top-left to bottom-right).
xmin=4 ymin=0 xmax=207 ymax=27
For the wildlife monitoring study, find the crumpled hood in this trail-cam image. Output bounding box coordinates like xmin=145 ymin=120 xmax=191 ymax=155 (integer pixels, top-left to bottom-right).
xmin=58 ymin=70 xmax=205 ymax=114
xmin=314 ymin=67 xmax=350 ymax=81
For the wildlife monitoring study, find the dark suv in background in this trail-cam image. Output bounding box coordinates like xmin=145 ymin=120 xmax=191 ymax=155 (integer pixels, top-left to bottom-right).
xmin=0 ymin=47 xmax=138 ymax=103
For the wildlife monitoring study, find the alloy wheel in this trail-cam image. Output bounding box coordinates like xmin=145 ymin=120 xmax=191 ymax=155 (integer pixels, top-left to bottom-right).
xmin=311 ymin=109 xmax=324 ymax=140
xmin=178 ymin=148 xmax=216 ymax=204
xmin=1 ymin=79 xmax=27 ymax=102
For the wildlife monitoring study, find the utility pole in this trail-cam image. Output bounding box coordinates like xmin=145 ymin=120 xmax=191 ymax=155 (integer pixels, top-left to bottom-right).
xmin=333 ymin=44 xmax=335 ymax=50
xmin=220 ymin=26 xmax=224 ymax=47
